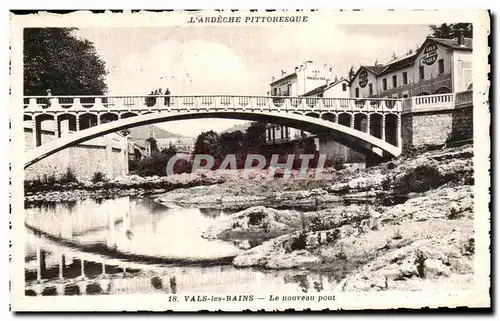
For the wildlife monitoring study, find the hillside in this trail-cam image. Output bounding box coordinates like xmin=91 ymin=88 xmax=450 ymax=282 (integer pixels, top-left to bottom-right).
xmin=128 ymin=125 xmax=187 ymax=139
xmin=220 ymin=122 xmax=251 ymax=134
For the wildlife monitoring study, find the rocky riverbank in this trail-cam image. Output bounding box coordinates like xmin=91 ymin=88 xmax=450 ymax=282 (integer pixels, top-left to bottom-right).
xmin=24 ymin=173 xmax=226 ymax=205
xmin=191 ymin=144 xmax=475 ymax=291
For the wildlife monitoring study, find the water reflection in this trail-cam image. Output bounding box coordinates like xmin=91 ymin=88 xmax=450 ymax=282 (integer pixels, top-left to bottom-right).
xmin=25 ymin=197 xmax=341 ymax=295
xmin=25 ymin=197 xmax=241 ymax=260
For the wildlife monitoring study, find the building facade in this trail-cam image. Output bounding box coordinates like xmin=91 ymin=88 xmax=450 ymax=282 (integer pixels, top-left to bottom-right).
xmin=25 ymin=121 xmax=129 ymax=181
xmin=350 ymin=34 xmax=473 ymax=99
xmin=265 ymin=61 xmax=336 ymax=146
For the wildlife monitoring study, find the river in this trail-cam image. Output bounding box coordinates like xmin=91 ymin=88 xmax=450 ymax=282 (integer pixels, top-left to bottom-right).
xmin=25 ymin=196 xmax=342 ymax=296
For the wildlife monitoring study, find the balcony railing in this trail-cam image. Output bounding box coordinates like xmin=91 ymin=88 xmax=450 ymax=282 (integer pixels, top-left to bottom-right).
xmin=402 ymin=90 xmax=473 ymax=113
xmin=23 ymin=95 xmax=403 ymax=114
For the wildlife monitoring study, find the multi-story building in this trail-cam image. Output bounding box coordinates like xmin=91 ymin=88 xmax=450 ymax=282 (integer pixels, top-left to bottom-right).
xmin=350 ymin=33 xmax=472 ymax=99
xmin=265 ymin=61 xmax=335 ymax=146
xmin=156 ymin=137 xmax=194 ymax=155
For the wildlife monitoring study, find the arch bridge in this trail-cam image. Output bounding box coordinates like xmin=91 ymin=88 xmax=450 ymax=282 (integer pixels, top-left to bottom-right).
xmin=23 ymin=95 xmax=404 ymax=168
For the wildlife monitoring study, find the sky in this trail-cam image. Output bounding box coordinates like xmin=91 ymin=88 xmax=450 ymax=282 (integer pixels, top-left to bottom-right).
xmin=74 ymin=24 xmax=432 ymax=137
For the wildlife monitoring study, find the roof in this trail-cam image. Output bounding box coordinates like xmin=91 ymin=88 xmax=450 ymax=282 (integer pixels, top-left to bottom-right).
xmin=378 ymin=53 xmax=417 ymax=76
xmin=363 ymin=65 xmax=387 ymax=75
xmin=302 ymin=77 xmax=349 ymax=96
xmin=431 ymin=37 xmax=473 ymax=50
xmin=302 ymin=84 xmax=327 ymax=97
xmin=270 ymin=72 xmax=297 ymax=86
xmin=349 ymin=65 xmax=386 ymax=85
xmin=350 ymin=36 xmax=472 ymax=82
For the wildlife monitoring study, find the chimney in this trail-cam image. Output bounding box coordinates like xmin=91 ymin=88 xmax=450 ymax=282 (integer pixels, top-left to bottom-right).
xmin=458 ymin=28 xmax=465 ymax=46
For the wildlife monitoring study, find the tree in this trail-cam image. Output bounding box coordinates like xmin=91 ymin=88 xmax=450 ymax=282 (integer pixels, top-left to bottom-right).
xmin=429 ymin=23 xmax=472 ymax=39
xmin=244 ymin=122 xmax=266 ymax=151
xmin=348 ymin=66 xmax=355 ymax=81
xmin=146 ymin=137 xmax=159 ymax=154
xmin=194 ymin=130 xmax=221 ymax=158
xmin=24 ymin=28 xmax=108 ymax=96
xmin=161 ymin=143 xmax=177 ymax=157
xmin=220 ymin=130 xmax=244 ymax=155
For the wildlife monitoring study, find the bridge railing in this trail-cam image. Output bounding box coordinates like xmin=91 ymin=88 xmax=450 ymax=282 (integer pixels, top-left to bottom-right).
xmin=23 ymin=95 xmax=403 ymax=114
xmin=455 ymin=90 xmax=473 ymax=108
xmin=402 ymin=91 xmax=474 ymax=113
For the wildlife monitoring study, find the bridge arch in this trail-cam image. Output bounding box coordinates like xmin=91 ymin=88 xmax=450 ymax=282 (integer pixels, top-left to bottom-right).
xmin=25 ymin=110 xmax=401 ymax=169
xmin=338 ymin=113 xmax=352 ymax=127
xmin=305 ymin=112 xmax=320 ymax=118
xmin=121 ymin=112 xmax=138 ymax=119
xmin=321 ymin=112 xmax=336 ymax=122
xmin=100 ymin=113 xmax=119 ymax=124
xmin=354 ymin=113 xmax=368 ymax=132
xmin=369 ymin=113 xmax=383 ymax=139
xmin=79 ymin=113 xmax=98 ymax=130
xmin=57 ymin=113 xmax=77 ymax=137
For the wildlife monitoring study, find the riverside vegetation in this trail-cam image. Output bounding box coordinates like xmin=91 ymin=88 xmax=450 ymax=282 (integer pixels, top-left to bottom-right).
xmin=25 ymin=144 xmax=474 ymax=292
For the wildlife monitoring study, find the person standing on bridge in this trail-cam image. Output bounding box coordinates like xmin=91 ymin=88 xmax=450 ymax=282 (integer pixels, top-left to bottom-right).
xmin=44 ymin=89 xmax=52 ymax=108
xmin=165 ymin=88 xmax=171 ymax=106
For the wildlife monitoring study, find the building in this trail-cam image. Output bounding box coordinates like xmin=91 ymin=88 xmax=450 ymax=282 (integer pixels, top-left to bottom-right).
xmin=265 ymin=61 xmax=336 ymax=146
xmin=156 ymin=137 xmax=194 ymax=155
xmin=302 ymin=77 xmax=350 ymax=98
xmin=269 ymin=60 xmax=334 ymax=97
xmin=24 ymin=121 xmax=129 ymax=181
xmin=265 ymin=70 xmax=360 ymax=163
xmin=301 ymin=78 xmax=362 ymax=163
xmin=128 ymin=140 xmax=147 ymax=161
xmin=350 ymin=33 xmax=472 ymax=99
xmin=128 ymin=125 xmax=193 ymax=156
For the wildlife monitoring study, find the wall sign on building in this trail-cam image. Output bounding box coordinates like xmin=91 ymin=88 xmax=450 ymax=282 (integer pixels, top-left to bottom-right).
xmin=359 ymin=70 xmax=368 ymax=88
xmin=422 ymin=43 xmax=439 ymax=65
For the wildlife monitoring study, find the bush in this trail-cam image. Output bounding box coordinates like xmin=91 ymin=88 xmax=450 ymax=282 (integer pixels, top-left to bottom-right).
xmin=393 ymin=165 xmax=444 ymax=194
xmin=326 ymin=229 xmax=341 ymax=243
xmin=464 ymin=238 xmax=475 ymax=255
xmin=248 ymin=211 xmax=266 ymax=226
xmin=447 ymin=207 xmax=464 ymax=220
xmin=91 ymin=171 xmax=106 ymax=183
xmin=414 ymin=249 xmax=427 ymax=278
xmin=392 ymin=229 xmax=403 ymax=240
xmin=290 ymin=231 xmax=308 ymax=251
xmin=132 ymin=152 xmax=193 ymax=177
xmin=59 ymin=168 xmax=78 ymax=183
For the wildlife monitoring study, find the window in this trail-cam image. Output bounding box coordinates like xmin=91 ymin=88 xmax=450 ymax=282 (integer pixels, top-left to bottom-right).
xmin=419 ymin=66 xmax=425 ymax=80
xmin=392 ymin=75 xmax=397 ymax=88
xmin=342 ymin=83 xmax=347 ymax=91
xmin=368 ymin=83 xmax=373 ymax=96
xmin=403 ymin=94 xmax=408 ymax=98
xmin=403 ymin=72 xmax=408 ymax=85
xmin=355 ymin=88 xmax=360 ymax=98
xmin=382 ymin=79 xmax=387 ymax=91
xmin=438 ymin=59 xmax=444 ymax=74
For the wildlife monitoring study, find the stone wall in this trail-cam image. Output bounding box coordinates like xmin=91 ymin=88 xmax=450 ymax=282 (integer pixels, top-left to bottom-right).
xmin=402 ymin=106 xmax=473 ymax=152
xmin=25 ymin=129 xmax=127 ymax=182
xmin=318 ymin=138 xmax=365 ymax=163
xmin=411 ymin=112 xmax=453 ymax=147
xmin=452 ymin=106 xmax=473 ymax=140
